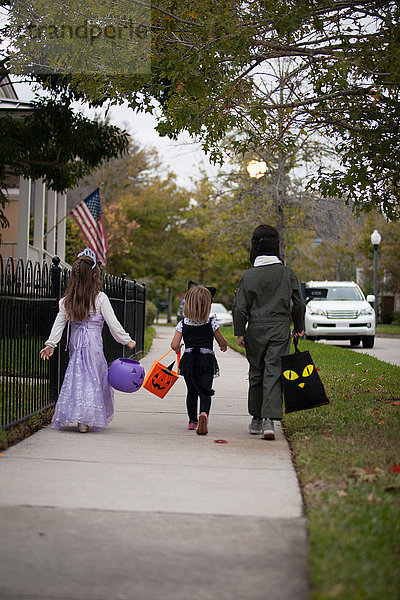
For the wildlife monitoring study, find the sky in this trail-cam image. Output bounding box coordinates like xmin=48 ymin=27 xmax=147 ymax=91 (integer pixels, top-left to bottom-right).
xmin=12 ymin=80 xmax=221 ymax=190
xmin=81 ymin=101 xmax=222 ymax=189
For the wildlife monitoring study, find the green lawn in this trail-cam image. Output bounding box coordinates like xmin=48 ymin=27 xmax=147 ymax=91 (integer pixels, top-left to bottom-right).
xmin=0 ymin=380 xmax=50 ymax=448
xmin=220 ymin=327 xmax=400 ymax=600
xmin=143 ymin=326 xmax=156 ymax=356
xmin=376 ymin=323 xmax=400 ymax=335
xmin=0 ymin=336 xmax=48 ymax=377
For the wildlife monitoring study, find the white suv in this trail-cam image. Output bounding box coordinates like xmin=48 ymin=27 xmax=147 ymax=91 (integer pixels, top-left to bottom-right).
xmin=304 ymin=281 xmax=376 ymax=348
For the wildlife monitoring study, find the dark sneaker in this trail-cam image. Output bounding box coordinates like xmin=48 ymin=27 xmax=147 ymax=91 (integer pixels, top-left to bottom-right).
xmin=196 ymin=412 xmax=208 ymax=435
xmin=262 ymin=418 xmax=275 ymax=440
xmin=249 ymin=418 xmax=263 ymax=435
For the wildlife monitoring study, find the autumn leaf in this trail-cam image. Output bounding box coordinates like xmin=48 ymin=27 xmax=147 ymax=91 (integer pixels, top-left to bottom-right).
xmin=388 ymin=463 xmax=400 ymax=473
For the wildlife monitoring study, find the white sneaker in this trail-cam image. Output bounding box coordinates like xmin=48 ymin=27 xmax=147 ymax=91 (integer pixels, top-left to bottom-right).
xmin=78 ymin=423 xmax=89 ymax=433
xmin=261 ymin=419 xmax=275 ymax=440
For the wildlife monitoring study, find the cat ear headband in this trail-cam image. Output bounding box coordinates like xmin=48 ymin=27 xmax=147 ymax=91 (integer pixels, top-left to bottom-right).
xmin=77 ymin=247 xmax=97 ymax=268
xmin=187 ymin=280 xmax=217 ymax=298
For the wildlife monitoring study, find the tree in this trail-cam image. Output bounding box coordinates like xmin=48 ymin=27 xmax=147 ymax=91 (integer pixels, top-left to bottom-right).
xmin=64 ymin=217 xmax=86 ymax=265
xmin=0 ymin=15 xmax=130 ymax=233
xmin=358 ymin=214 xmax=400 ymax=296
xmin=177 ymin=175 xmax=248 ymax=301
xmin=70 ymin=140 xmax=192 ymax=317
xmin=0 ymin=99 xmax=128 ymax=191
xmin=4 ymin=1 xmax=400 ymax=217
xmin=0 ymin=96 xmax=129 ymax=233
xmin=187 ymin=159 xmax=378 ymax=292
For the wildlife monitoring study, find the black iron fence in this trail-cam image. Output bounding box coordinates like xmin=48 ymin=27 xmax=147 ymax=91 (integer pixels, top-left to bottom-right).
xmin=0 ymin=255 xmax=146 ymax=429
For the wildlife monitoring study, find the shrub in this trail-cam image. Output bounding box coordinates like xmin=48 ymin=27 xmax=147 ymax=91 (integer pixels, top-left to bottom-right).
xmin=145 ymin=301 xmax=157 ymax=327
xmin=392 ymin=311 xmax=400 ymax=325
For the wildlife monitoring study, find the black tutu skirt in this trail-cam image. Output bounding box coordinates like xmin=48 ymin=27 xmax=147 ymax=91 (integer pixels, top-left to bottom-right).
xmin=179 ymin=349 xmax=220 ymax=396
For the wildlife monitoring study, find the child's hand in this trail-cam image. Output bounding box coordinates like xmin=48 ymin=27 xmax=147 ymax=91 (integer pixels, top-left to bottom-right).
xmin=127 ymin=340 xmax=136 ymax=350
xmin=40 ymin=346 xmax=54 ymax=360
xmin=292 ymin=330 xmax=304 ymax=339
xmin=236 ymin=335 xmax=245 ymax=348
xmin=214 ymin=329 xmax=228 ymax=352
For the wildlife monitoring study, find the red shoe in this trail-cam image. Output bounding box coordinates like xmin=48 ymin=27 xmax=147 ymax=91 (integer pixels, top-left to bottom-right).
xmin=196 ymin=412 xmax=208 ymax=435
xmin=188 ymin=421 xmax=197 ymax=430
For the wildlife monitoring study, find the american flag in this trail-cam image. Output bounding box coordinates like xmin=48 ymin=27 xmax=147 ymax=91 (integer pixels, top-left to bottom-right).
xmin=70 ymin=188 xmax=108 ymax=265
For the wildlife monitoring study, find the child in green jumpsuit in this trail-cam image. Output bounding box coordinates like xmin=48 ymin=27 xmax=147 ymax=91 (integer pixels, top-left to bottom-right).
xmin=233 ymin=225 xmax=305 ymax=440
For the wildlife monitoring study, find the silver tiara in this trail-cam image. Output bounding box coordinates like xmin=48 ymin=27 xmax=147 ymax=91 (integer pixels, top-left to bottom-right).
xmin=77 ymin=247 xmax=97 ymax=268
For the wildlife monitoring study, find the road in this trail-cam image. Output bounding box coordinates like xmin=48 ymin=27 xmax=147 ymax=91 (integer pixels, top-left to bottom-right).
xmin=319 ymin=336 xmax=400 ymax=366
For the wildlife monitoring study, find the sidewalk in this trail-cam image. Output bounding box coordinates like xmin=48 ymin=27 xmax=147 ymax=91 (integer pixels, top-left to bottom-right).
xmin=0 ymin=326 xmax=309 ymax=600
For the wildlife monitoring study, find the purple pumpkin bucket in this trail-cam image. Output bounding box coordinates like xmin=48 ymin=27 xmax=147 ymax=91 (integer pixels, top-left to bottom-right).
xmin=108 ymin=358 xmax=145 ymax=393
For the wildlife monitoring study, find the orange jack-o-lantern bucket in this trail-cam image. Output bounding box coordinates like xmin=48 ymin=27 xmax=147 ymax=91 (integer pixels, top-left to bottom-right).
xmin=142 ymin=349 xmax=181 ymax=399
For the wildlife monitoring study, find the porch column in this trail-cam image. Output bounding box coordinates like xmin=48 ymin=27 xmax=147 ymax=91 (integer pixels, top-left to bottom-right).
xmin=57 ymin=192 xmax=67 ymax=261
xmin=17 ymin=176 xmax=31 ymax=262
xmin=46 ymin=189 xmax=57 ymax=256
xmin=33 ymin=179 xmax=46 ymax=261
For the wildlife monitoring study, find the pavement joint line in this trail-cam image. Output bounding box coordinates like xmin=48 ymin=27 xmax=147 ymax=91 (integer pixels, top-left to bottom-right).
xmin=0 ymin=503 xmax=308 ymax=521
xmin=0 ymin=456 xmax=294 ymax=470
xmin=0 ymin=593 xmax=102 ymax=600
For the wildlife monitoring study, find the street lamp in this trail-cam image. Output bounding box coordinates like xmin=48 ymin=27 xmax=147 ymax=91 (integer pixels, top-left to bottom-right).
xmin=370 ymin=229 xmax=381 ymax=319
xmin=246 ymin=159 xmax=267 ymax=179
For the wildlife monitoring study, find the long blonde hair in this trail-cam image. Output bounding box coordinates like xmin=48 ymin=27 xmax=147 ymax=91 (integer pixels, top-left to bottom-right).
xmin=64 ymin=256 xmax=102 ymax=322
xmin=184 ymin=285 xmax=212 ymax=323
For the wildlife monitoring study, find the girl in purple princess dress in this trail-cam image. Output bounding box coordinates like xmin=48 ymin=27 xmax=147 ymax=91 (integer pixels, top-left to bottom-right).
xmin=40 ymin=248 xmax=136 ymax=433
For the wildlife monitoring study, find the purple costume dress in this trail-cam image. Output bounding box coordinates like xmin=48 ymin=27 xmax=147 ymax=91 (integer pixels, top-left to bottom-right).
xmin=51 ymin=314 xmax=114 ymax=430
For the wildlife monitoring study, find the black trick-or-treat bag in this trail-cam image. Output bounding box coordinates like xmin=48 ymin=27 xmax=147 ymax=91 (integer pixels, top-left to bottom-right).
xmin=281 ymin=337 xmax=329 ymax=414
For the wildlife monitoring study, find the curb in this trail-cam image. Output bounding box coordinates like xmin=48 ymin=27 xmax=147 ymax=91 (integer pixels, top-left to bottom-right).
xmin=376 ymin=333 xmax=400 ymax=338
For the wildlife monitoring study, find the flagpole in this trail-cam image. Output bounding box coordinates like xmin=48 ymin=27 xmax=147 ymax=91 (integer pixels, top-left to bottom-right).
xmin=42 ymin=213 xmax=71 ymax=239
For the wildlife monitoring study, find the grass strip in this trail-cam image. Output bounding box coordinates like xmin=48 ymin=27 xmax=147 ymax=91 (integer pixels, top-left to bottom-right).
xmin=376 ymin=324 xmax=400 ymax=335
xmin=0 ymin=406 xmax=54 ymax=451
xmin=220 ymin=327 xmax=400 ymax=600
xmin=143 ymin=326 xmax=156 ymax=356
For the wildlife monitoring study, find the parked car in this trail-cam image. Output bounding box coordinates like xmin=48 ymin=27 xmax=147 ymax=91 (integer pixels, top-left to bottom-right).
xmin=210 ymin=303 xmax=233 ymax=326
xmin=304 ymin=281 xmax=375 ymax=348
